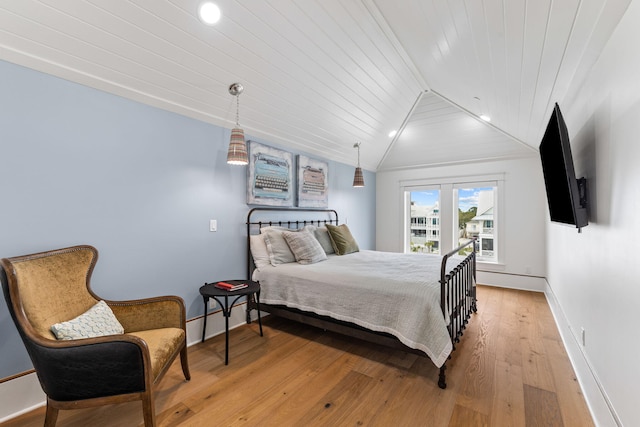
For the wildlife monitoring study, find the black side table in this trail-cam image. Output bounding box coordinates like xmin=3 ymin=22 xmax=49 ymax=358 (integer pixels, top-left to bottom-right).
xmin=199 ymin=280 xmax=263 ymax=365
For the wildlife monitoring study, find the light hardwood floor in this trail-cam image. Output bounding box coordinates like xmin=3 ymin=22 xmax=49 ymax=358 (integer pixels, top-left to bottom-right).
xmin=3 ymin=285 xmax=593 ymax=427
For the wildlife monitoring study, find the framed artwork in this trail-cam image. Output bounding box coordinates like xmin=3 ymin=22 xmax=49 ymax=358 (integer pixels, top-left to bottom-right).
xmin=297 ymin=155 xmax=328 ymax=208
xmin=247 ymin=141 xmax=294 ymax=206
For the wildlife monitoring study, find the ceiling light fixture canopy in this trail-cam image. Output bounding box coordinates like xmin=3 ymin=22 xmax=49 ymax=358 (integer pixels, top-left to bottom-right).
xmin=226 ymin=83 xmax=248 ymax=165
xmin=352 ymin=142 xmax=365 ymax=187
xmin=198 ymin=2 xmax=221 ymax=25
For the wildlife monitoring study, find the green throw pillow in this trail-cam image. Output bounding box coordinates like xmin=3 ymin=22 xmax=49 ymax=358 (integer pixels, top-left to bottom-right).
xmin=325 ymin=224 xmax=359 ymax=255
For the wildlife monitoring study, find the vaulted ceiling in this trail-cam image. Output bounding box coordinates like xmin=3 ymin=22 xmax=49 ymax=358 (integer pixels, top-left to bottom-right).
xmin=0 ymin=0 xmax=631 ymax=171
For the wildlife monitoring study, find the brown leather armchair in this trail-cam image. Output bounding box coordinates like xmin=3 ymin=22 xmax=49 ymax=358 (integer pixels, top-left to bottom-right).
xmin=0 ymin=245 xmax=190 ymax=427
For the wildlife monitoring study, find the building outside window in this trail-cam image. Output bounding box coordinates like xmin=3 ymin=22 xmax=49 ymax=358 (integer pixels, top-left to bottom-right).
xmin=408 ymin=189 xmax=440 ymax=254
xmin=458 ymin=187 xmax=496 ymax=261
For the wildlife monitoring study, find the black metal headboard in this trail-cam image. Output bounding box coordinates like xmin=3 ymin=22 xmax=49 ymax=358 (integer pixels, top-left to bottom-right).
xmin=246 ymin=207 xmax=339 ymax=279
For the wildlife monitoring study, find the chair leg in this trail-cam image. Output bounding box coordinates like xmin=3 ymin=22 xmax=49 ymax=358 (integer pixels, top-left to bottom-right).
xmin=180 ymin=345 xmax=191 ymax=381
xmin=44 ymin=399 xmax=59 ymax=427
xmin=141 ymin=391 xmax=156 ymax=427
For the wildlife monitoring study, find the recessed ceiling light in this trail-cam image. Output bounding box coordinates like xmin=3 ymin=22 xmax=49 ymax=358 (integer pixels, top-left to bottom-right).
xmin=198 ymin=2 xmax=221 ymax=25
xmin=480 ymin=114 xmax=491 ymax=122
xmin=388 ymin=130 xmax=398 ymax=137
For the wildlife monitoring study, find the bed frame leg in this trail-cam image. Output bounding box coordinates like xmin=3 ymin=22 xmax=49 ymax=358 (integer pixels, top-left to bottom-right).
xmin=438 ymin=365 xmax=447 ymax=389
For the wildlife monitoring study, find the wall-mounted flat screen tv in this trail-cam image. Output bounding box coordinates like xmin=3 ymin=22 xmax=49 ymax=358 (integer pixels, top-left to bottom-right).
xmin=539 ymin=103 xmax=588 ymax=231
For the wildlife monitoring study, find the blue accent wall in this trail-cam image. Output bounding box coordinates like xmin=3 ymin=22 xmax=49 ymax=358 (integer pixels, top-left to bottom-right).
xmin=0 ymin=59 xmax=375 ymax=378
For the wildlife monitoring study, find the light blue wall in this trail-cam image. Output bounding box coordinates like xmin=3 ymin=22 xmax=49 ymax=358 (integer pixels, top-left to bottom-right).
xmin=0 ymin=59 xmax=375 ymax=378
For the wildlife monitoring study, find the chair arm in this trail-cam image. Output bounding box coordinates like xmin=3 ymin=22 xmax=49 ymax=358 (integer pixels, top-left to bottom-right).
xmin=106 ymin=295 xmax=186 ymax=333
xmin=26 ymin=334 xmax=151 ymax=402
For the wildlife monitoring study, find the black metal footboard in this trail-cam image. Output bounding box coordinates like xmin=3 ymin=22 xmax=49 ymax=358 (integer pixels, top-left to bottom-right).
xmin=437 ymin=238 xmax=477 ymax=388
xmin=245 ymin=207 xmax=478 ymax=390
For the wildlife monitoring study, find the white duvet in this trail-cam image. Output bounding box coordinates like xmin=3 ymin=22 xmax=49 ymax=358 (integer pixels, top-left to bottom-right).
xmin=253 ymin=250 xmax=463 ymax=367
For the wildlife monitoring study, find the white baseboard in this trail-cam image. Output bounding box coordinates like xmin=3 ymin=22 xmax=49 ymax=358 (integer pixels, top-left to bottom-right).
xmin=477 ymin=270 xmax=546 ymax=292
xmin=544 ymin=282 xmax=620 ymax=427
xmin=0 ymin=304 xmax=254 ymax=424
xmin=0 ymin=373 xmax=45 ymax=423
xmin=186 ymin=301 xmax=260 ymax=347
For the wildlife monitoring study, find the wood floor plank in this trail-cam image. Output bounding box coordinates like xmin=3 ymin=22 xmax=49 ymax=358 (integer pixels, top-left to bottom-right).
xmin=491 ymin=360 xmax=526 ymax=427
xmin=178 ymin=323 xmax=333 ymax=425
xmin=292 ymin=370 xmax=378 ymax=426
xmin=249 ymin=350 xmax=368 ymax=427
xmin=518 ymin=293 xmax=557 ymax=392
xmin=523 ymin=384 xmax=564 ymax=427
xmin=157 ymin=402 xmax=195 ymax=427
xmin=449 ymin=403 xmax=490 ymax=427
xmin=208 ymin=335 xmax=364 ymax=426
xmin=338 ymin=344 xmax=446 ymax=427
xmin=530 ymin=292 xmax=562 ymax=342
xmin=2 ymin=286 xmax=594 ymax=427
xmin=453 ymin=313 xmax=496 ymax=417
xmin=544 ymin=338 xmax=595 ymax=427
xmin=494 ymin=289 xmax=524 ymax=367
xmin=370 ymin=358 xmax=457 ymax=426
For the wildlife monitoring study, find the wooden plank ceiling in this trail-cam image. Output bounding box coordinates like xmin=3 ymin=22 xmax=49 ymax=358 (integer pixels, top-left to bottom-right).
xmin=0 ymin=0 xmax=631 ymax=171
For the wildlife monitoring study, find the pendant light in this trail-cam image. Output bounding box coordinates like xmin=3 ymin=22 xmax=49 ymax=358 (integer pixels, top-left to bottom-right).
xmin=227 ymin=83 xmax=248 ymax=165
xmin=352 ymin=142 xmax=365 ymax=187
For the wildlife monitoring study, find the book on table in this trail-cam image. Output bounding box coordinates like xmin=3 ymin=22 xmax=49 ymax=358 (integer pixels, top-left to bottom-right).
xmin=214 ymin=282 xmax=248 ymax=291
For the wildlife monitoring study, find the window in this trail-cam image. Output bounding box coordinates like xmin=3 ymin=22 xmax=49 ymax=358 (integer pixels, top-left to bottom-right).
xmin=403 ymin=175 xmax=502 ymax=263
xmin=455 ymin=185 xmax=497 ymax=261
xmin=407 ymin=189 xmax=440 ymax=254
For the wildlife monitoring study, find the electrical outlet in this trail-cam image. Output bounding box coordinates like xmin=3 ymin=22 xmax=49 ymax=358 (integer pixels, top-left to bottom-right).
xmin=209 ymin=219 xmax=217 ymax=232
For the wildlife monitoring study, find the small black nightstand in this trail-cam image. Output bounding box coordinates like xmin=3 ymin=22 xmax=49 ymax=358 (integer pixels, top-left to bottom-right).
xmin=199 ymin=280 xmax=263 ymax=365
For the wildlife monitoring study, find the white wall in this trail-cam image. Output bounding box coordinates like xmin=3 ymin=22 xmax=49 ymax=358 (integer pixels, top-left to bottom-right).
xmin=546 ymin=1 xmax=640 ymax=425
xmin=376 ymin=155 xmax=547 ymax=289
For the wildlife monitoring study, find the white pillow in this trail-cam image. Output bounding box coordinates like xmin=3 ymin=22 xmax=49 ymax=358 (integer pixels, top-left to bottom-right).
xmin=51 ymin=300 xmax=124 ymax=340
xmin=250 ymin=234 xmax=271 ymax=269
xmin=262 ymin=227 xmax=297 ymax=265
xmin=283 ymin=228 xmax=328 ymax=264
xmin=308 ymin=225 xmax=335 ymax=254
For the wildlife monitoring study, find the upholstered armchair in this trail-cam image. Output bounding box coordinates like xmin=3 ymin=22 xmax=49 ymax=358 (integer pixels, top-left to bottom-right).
xmin=0 ymin=245 xmax=190 ymax=427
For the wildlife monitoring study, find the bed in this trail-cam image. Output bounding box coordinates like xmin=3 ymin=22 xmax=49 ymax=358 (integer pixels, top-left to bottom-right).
xmin=245 ymin=207 xmax=477 ymax=388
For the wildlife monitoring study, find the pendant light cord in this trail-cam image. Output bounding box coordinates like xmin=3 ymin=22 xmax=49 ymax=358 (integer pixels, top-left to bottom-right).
xmin=235 ymin=95 xmax=240 ymax=127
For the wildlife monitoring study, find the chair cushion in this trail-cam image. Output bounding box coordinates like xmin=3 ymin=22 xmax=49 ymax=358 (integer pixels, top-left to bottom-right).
xmin=127 ymin=327 xmax=185 ymax=380
xmin=50 ymin=300 xmax=124 ymax=340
